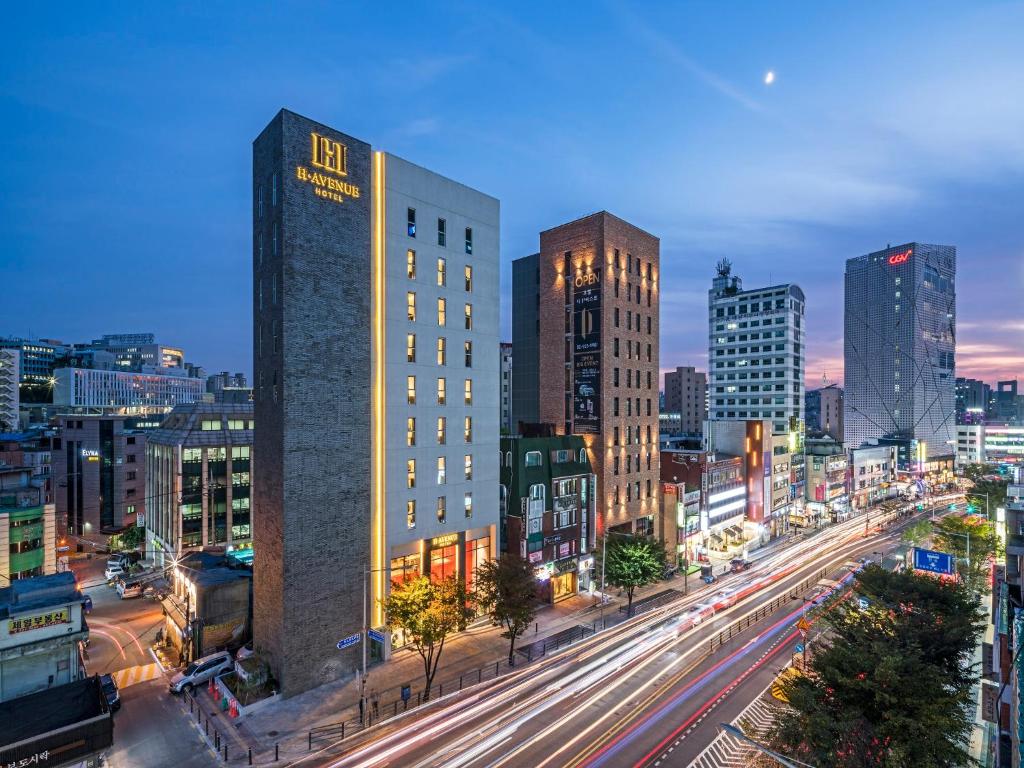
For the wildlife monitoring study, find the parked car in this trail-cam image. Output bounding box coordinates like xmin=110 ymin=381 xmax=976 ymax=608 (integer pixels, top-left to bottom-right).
xmin=235 ymin=641 xmax=255 ymax=661
xmin=100 ymin=673 xmax=121 ymax=711
xmin=104 ymin=564 xmax=126 ymax=582
xmin=730 ymin=558 xmax=753 ymax=573
xmin=168 ymin=651 xmax=233 ymax=694
xmin=116 ymin=580 xmax=144 ymax=599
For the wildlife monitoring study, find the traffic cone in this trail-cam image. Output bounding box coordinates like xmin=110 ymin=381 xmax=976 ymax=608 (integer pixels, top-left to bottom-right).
xmin=208 ymin=679 xmax=215 ymax=695
xmin=229 ymin=699 xmax=238 ymax=718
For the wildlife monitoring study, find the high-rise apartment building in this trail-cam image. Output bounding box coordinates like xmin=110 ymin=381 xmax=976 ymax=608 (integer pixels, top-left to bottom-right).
xmin=806 ymin=384 xmax=843 ymax=442
xmin=252 ymin=110 xmax=499 ymax=696
xmin=707 ymin=261 xmax=805 ymax=436
xmin=514 ymin=212 xmax=660 ymax=537
xmin=500 ymin=343 xmax=512 ymax=433
xmin=663 ymin=366 xmax=706 ymax=434
xmin=0 ymin=350 xmax=18 ymax=432
xmin=844 ymin=243 xmax=956 ymax=457
xmin=956 ymin=376 xmax=989 ymax=424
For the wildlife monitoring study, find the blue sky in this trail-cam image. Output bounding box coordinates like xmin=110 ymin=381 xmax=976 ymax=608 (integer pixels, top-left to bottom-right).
xmin=2 ymin=2 xmax=1022 ymax=385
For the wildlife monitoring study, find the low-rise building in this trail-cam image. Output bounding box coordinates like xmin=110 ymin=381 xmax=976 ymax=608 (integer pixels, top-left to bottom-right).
xmin=0 ymin=465 xmax=55 ymax=582
xmin=499 ymin=431 xmax=595 ymax=603
xmin=956 ymin=423 xmax=1024 ymax=468
xmin=848 ymin=443 xmax=898 ymax=510
xmin=658 ymin=467 xmax=701 ymax=570
xmin=146 ymin=403 xmax=254 ymax=566
xmin=805 ymin=436 xmax=850 ymax=525
xmin=0 ymin=572 xmax=87 ymax=702
xmin=52 ymin=367 xmax=205 ymax=413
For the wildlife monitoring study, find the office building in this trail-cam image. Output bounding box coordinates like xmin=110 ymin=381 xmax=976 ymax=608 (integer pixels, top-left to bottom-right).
xmin=52 ymin=415 xmax=152 ymax=539
xmin=848 ymin=443 xmax=898 ymax=511
xmin=956 ymin=377 xmax=989 ymax=424
xmin=52 ymin=367 xmax=205 ymax=413
xmin=804 ymin=436 xmax=850 ymax=525
xmin=252 ymin=109 xmax=500 ymax=696
xmin=0 ymin=465 xmax=56 ymax=582
xmin=0 ymin=338 xmax=64 ymax=386
xmin=0 ymin=350 xmax=18 ymax=432
xmin=515 ymin=212 xmax=660 ymax=538
xmin=844 ymin=243 xmax=956 ymax=458
xmin=806 ymin=384 xmax=843 ymax=442
xmin=500 ymin=343 xmax=512 ymax=434
xmin=499 ymin=431 xmax=595 ymax=602
xmin=510 ymin=253 xmax=540 ymax=430
xmin=707 ymin=261 xmax=805 ymax=436
xmin=993 ymin=380 xmax=1021 ymax=425
xmin=955 ymin=424 xmax=1024 ymax=468
xmin=146 ymin=403 xmax=254 ymax=566
xmin=86 ymin=333 xmax=185 ymax=372
xmin=663 ymin=366 xmax=706 ymax=435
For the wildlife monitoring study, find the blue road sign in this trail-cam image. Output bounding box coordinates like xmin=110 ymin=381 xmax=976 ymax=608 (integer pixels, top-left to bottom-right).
xmin=857 ymin=597 xmax=869 ymax=611
xmin=795 ymin=643 xmax=805 ymax=653
xmin=336 ymin=633 xmax=361 ymax=650
xmin=912 ymin=547 xmax=955 ymax=575
xmin=368 ymin=628 xmax=386 ymax=644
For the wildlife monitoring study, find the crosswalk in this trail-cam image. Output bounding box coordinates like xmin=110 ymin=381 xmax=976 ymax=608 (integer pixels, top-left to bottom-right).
xmin=688 ymin=678 xmax=785 ymax=767
xmin=111 ymin=662 xmax=164 ymax=689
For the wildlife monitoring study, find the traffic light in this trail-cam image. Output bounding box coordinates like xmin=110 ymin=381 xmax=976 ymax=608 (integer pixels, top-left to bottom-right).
xmin=967 ymin=504 xmax=977 ymax=514
xmin=917 ymin=503 xmax=924 ymax=511
xmin=949 ymin=504 xmax=957 ymax=511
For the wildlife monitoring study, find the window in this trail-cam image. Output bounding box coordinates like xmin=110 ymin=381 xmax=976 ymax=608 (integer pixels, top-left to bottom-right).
xmin=227 ymin=419 xmax=247 ymax=430
xmin=464 ymin=265 xmax=472 ymax=292
xmin=407 ymin=333 xmax=416 ymax=362
xmin=464 ymin=304 xmax=473 ymax=330
xmin=464 ymin=454 xmax=473 ymax=480
xmin=525 ymin=450 xmax=542 ymax=467
xmin=407 ymin=500 xmax=416 ymax=529
xmin=232 ymin=471 xmax=249 ymax=485
xmin=464 ymin=379 xmax=473 ymax=405
xmin=438 ymin=298 xmax=446 ymax=326
xmin=437 ymin=417 xmax=446 ymax=444
xmin=407 ymin=249 xmax=416 ymax=279
xmin=406 ymin=460 xmax=416 ymax=488
xmin=465 ymin=227 xmax=473 ymax=255
xmin=407 ymin=376 xmax=416 ymax=404
xmin=464 ymin=341 xmax=473 ymax=367
xmin=464 ymin=416 xmax=472 ymax=443
xmin=126 ymin=436 xmax=136 ymax=446
xmin=231 ymin=446 xmax=250 ymax=459
xmin=437 ymin=337 xmax=447 ymax=365
xmin=201 ymin=419 xmax=220 ymax=431
xmin=437 ymin=377 xmax=447 ymax=404
xmin=436 ymin=497 xmax=446 ymax=523
xmin=407 ymin=417 xmax=416 ymax=446
xmin=437 ymin=457 xmax=446 ymax=484
xmin=437 ymin=217 xmax=446 ymax=246
xmin=407 ymin=292 xmax=416 ymax=321
xmin=126 ymin=470 xmax=137 ymax=481
xmin=437 ymin=257 xmax=447 ymax=287
xmin=407 ymin=207 xmax=416 ymax=237
xmin=464 ymin=492 xmax=473 ymax=518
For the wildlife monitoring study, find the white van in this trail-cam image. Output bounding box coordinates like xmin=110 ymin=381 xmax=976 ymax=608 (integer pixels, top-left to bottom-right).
xmin=116 ymin=580 xmax=144 ymax=599
xmin=168 ymin=651 xmax=233 ymax=694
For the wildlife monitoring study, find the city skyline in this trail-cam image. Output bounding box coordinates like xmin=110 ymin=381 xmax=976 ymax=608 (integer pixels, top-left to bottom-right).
xmin=3 ymin=2 xmax=1023 ymax=384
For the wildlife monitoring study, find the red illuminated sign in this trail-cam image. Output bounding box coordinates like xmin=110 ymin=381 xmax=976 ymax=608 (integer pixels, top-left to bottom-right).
xmin=888 ymin=249 xmax=912 ymax=265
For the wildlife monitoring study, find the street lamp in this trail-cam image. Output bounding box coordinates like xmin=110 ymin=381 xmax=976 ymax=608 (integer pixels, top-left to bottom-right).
xmin=717 ymin=723 xmax=816 ymax=767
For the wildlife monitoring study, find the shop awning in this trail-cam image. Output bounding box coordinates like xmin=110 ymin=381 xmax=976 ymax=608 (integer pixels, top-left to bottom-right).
xmin=726 ymin=525 xmax=744 ymax=539
xmin=708 ymin=533 xmax=724 ymax=546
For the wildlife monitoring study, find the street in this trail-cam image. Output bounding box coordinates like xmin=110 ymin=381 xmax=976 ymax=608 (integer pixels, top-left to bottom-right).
xmin=304 ymin=502 xmax=940 ymax=768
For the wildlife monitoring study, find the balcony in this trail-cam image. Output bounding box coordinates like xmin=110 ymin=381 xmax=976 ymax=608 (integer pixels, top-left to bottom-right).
xmin=1006 ymin=534 xmax=1024 ymax=557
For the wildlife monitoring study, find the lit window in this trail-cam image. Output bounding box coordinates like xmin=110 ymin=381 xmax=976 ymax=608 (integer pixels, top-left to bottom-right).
xmin=407 ymin=292 xmax=416 ymax=322
xmin=464 ymin=379 xmax=473 ymax=405
xmin=464 ymin=265 xmax=473 ymax=292
xmin=438 ymin=298 xmax=446 ymax=326
xmin=407 ymin=207 xmax=416 ymax=238
xmin=406 ymin=459 xmax=416 ymax=488
xmin=464 ymin=416 xmax=472 ymax=443
xmin=407 ymin=376 xmax=416 ymax=405
xmin=464 ymin=492 xmax=473 ymax=518
xmin=437 ymin=377 xmax=447 ymax=405
xmin=436 ymin=497 xmax=446 ymax=523
xmin=465 ymin=304 xmax=473 ymax=330
xmin=437 ymin=257 xmax=447 ymax=287
xmin=437 ymin=457 xmax=446 ymax=485
xmin=464 ymin=454 xmax=473 ymax=480
xmin=465 ymin=227 xmax=473 ymax=255
xmin=437 ymin=417 xmax=446 ymax=445
xmin=407 ymin=500 xmax=416 ymax=529
xmin=437 ymin=337 xmax=446 ymax=366
xmin=464 ymin=341 xmax=473 ymax=367
xmin=407 ymin=333 xmax=416 ymax=363
xmin=407 ymin=249 xmax=416 ymax=279
xmin=407 ymin=417 xmax=416 ymax=446
xmin=525 ymin=451 xmax=542 ymax=467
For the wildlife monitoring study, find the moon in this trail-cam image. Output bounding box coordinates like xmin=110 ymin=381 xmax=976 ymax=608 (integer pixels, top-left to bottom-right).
xmin=764 ymin=70 xmax=775 ymax=85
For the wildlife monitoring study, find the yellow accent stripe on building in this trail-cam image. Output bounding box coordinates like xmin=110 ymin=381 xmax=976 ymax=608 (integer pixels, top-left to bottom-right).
xmin=371 ymin=151 xmax=386 ymax=628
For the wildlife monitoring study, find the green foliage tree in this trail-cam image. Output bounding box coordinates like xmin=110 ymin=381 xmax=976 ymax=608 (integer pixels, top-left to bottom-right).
xmin=599 ymin=536 xmax=666 ymax=616
xmin=962 ymin=463 xmax=998 ymax=483
xmin=966 ymin=476 xmax=1008 ymax=518
xmin=381 ymin=575 xmax=473 ymax=699
xmin=473 ymin=554 xmax=539 ymax=665
xmin=933 ymin=514 xmax=998 ymax=593
xmin=900 ymin=520 xmax=931 ymax=549
xmin=116 ymin=525 xmax=146 ymax=551
xmin=769 ymin=566 xmax=984 ymax=767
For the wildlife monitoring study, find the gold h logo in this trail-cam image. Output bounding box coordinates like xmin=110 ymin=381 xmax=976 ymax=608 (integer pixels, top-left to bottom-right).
xmin=311 ymin=132 xmax=347 ymax=176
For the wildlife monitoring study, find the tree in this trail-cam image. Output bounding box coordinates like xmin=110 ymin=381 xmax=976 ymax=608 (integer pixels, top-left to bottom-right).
xmin=962 ymin=463 xmax=998 ymax=483
xmin=900 ymin=520 xmax=931 ymax=549
xmin=769 ymin=566 xmax=984 ymax=767
xmin=380 ymin=575 xmax=473 ymax=700
xmin=474 ymin=554 xmax=538 ymax=665
xmin=965 ymin=476 xmax=1008 ymax=518
xmin=599 ymin=536 xmax=666 ymax=616
xmin=933 ymin=514 xmax=999 ymax=593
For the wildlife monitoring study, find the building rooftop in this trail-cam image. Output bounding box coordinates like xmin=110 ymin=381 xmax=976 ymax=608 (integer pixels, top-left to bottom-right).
xmin=0 ymin=572 xmax=81 ymax=619
xmin=147 ymin=401 xmax=254 ymax=447
xmin=0 ymin=676 xmax=109 ymax=749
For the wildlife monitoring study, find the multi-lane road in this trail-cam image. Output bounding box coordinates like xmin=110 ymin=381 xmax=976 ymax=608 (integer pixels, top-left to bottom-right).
xmin=302 ymin=499 xmax=954 ymax=768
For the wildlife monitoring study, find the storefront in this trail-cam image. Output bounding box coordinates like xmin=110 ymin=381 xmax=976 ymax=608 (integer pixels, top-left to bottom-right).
xmin=551 ymin=559 xmax=578 ymax=602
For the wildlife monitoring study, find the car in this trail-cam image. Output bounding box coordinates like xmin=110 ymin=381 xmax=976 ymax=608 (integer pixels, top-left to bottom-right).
xmin=690 ymin=603 xmax=715 ymax=623
xmin=730 ymin=558 xmax=753 ymax=572
xmin=712 ymin=589 xmax=737 ymax=610
xmin=168 ymin=651 xmax=233 ymax=694
xmin=235 ymin=641 xmax=255 ymax=661
xmin=116 ymin=580 xmax=144 ymax=599
xmin=100 ymin=673 xmax=121 ymax=711
xmin=104 ymin=565 xmax=126 ymax=582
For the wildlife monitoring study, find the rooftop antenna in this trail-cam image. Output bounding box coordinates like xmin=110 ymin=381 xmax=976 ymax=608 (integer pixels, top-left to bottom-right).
xmin=715 ymin=258 xmax=731 ymax=278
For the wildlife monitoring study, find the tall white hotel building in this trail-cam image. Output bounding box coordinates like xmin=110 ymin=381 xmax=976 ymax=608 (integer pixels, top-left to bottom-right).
xmin=252 ymin=110 xmax=499 ymax=696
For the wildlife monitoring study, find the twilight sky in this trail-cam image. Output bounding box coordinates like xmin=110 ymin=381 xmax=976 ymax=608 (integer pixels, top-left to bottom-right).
xmin=2 ymin=2 xmax=1022 ymax=387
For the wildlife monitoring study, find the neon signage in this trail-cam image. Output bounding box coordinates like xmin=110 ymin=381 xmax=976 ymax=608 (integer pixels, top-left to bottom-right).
xmin=574 ymin=271 xmax=599 ymax=288
xmin=296 ymin=132 xmax=361 ymax=205
xmin=888 ymin=249 xmax=912 ymax=265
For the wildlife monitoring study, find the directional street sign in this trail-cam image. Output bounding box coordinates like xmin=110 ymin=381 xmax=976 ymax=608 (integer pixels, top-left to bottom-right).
xmin=368 ymin=628 xmax=386 ymax=644
xmin=336 ymin=633 xmax=361 ymax=650
xmin=795 ymin=643 xmax=805 ymax=653
xmin=858 ymin=597 xmax=870 ymax=611
xmin=912 ymin=547 xmax=955 ymax=575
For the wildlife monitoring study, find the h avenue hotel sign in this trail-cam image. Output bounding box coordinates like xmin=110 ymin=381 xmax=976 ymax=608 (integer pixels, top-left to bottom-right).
xmin=296 ymin=132 xmax=361 ymax=204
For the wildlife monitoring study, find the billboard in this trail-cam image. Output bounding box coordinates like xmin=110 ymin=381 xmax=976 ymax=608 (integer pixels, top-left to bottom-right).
xmin=912 ymin=547 xmax=955 ymax=575
xmin=573 ymin=268 xmax=601 ymax=434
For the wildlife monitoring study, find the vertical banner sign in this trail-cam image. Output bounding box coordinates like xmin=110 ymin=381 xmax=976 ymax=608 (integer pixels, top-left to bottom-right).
xmin=573 ymin=268 xmax=602 ymax=433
